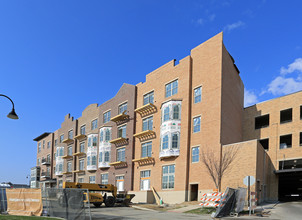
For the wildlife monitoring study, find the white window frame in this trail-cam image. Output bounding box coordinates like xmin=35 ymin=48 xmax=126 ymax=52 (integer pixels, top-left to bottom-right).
xmin=143 ymin=91 xmax=154 ymax=105
xmin=101 ymin=173 xmax=109 ymax=185
xmin=162 ymin=164 xmax=175 ymax=189
xmin=193 ymin=116 xmax=201 ymax=133
xmin=165 ymin=79 xmax=178 ymax=98
xmin=91 ymin=119 xmax=98 ymax=130
xmin=142 ymin=116 xmax=153 ymax=131
xmin=117 ymin=147 xmax=126 ymax=162
xmin=103 ymin=110 xmax=111 ymax=123
xmin=119 ymin=102 xmax=128 ymax=114
xmin=192 ymin=146 xmax=200 ymax=163
xmin=140 ymin=170 xmax=151 ymax=191
xmin=141 ymin=141 xmax=152 ymax=158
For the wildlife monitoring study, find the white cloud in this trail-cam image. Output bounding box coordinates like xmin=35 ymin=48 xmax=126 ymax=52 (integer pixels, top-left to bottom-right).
xmin=196 ymin=18 xmax=204 ymax=25
xmin=209 ymin=14 xmax=216 ymax=21
xmin=267 ymin=76 xmax=302 ymax=96
xmin=224 ymin=21 xmax=245 ymax=32
xmin=280 ymin=58 xmax=302 ymax=75
xmin=244 ymin=88 xmax=258 ymax=107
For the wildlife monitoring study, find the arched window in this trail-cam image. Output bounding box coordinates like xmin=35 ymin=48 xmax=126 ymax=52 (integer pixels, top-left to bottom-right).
xmin=87 ymin=156 xmax=91 ymax=166
xmin=100 ymin=131 xmax=104 ymax=142
xmin=172 ymin=133 xmax=179 ymax=149
xmin=104 ymin=152 xmax=110 ymax=162
xmin=105 ymin=130 xmax=111 ymax=141
xmin=92 ymin=156 xmax=97 ymax=165
xmin=163 ymin=107 xmax=170 ymax=122
xmin=162 ymin=135 xmax=169 ymax=150
xmin=173 ymin=105 xmax=180 ymax=119
xmin=99 ymin=152 xmax=103 ymax=162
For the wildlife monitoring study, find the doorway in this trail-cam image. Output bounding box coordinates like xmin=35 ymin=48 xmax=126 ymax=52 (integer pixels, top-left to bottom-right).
xmin=190 ymin=184 xmax=198 ymax=201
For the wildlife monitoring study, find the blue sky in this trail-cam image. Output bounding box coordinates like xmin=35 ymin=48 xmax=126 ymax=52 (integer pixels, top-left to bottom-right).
xmin=0 ymin=0 xmax=302 ymax=184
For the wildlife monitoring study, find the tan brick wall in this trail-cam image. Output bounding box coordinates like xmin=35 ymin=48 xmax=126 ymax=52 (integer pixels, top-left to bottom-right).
xmin=243 ymin=90 xmax=302 ymax=200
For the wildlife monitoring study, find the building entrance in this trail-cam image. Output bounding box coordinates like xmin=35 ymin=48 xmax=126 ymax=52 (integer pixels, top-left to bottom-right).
xmin=278 ymin=171 xmax=302 ymax=201
xmin=190 ymin=184 xmax=198 ymax=201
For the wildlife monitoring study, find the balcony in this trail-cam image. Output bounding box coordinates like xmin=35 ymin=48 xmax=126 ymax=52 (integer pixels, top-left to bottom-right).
xmin=74 ymin=134 xmax=87 ymax=141
xmin=41 ymin=172 xmax=51 ymax=178
xmin=87 ymin=165 xmax=97 ymax=172
xmin=73 ymin=152 xmax=86 ymax=157
xmin=98 ymin=162 xmax=110 ymax=169
xmin=62 ymin=155 xmax=73 ymax=160
xmin=135 ymin=103 xmax=157 ymax=117
xmin=134 ymin=130 xmax=156 ymax=141
xmin=109 ymin=161 xmax=127 ymax=168
xmin=111 ymin=112 xmax=129 ymax=124
xmin=159 ymin=149 xmax=180 ymax=159
xmin=72 ymin=170 xmax=85 ymax=174
xmin=55 ymin=171 xmax=63 ymax=176
xmin=62 ymin=171 xmax=72 ymax=175
xmin=132 ymin=157 xmax=154 ymax=166
xmin=41 ymin=159 xmax=51 ymax=166
xmin=110 ymin=137 xmax=128 ymax=146
xmin=62 ymin=138 xmax=74 ymax=144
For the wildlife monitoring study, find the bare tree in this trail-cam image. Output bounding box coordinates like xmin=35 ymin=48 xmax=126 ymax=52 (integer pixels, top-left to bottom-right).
xmin=201 ymin=146 xmax=239 ymax=191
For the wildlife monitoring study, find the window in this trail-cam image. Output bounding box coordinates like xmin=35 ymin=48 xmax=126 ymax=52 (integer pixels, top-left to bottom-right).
xmin=280 ymin=108 xmax=292 ymax=124
xmin=55 ymin=139 xmax=58 ymax=146
xmin=105 ymin=130 xmax=111 ymax=141
xmin=59 ymin=147 xmax=64 ymax=156
xmin=259 ymin=139 xmax=269 ymax=150
xmin=67 ymin=146 xmax=72 ymax=156
xmin=162 ymin=135 xmax=169 ymax=150
xmin=99 ymin=152 xmax=103 ymax=162
xmin=104 ymin=152 xmax=110 ymax=162
xmin=143 ymin=91 xmax=154 ymax=105
xmin=255 ymin=114 xmax=269 ymax=129
xmin=93 ymin=136 xmax=97 ymax=146
xmin=171 ymin=133 xmax=179 ymax=149
xmin=80 ymin=142 xmax=85 ymax=152
xmin=100 ymin=131 xmax=104 ymax=142
xmin=38 ymin=143 xmax=41 ymax=153
xmin=80 ymin=125 xmax=86 ymax=135
xmin=58 ymin=164 xmax=63 ymax=172
xmin=116 ymin=176 xmax=124 ymax=191
xmin=143 ymin=116 xmax=153 ymax=131
xmin=47 ymin=154 xmax=50 ymax=163
xmin=193 ymin=116 xmax=201 ymax=133
xmin=37 ymin=158 xmax=40 ymax=165
xmin=279 ymin=159 xmax=302 ymax=170
xmin=118 ymin=125 xmax=127 ymax=138
xmin=67 ymin=162 xmax=72 ymax=172
xmin=91 ymin=119 xmax=98 ymax=130
xmin=89 ymin=176 xmax=96 ymax=184
xmin=300 ymin=106 xmax=302 ymax=119
xmin=300 ymin=132 xmax=302 ymax=146
xmin=280 ymin=134 xmax=292 ymax=149
xmin=117 ymin=148 xmax=125 ymax=162
xmin=165 ymin=80 xmax=178 ymax=98
xmin=58 ymin=180 xmax=63 ymax=189
xmin=194 ymin=87 xmax=202 ymax=103
xmin=140 ymin=170 xmax=151 ymax=190
xmin=119 ymin=102 xmax=128 ymax=114
xmin=68 ymin=130 xmax=73 ymax=139
xmin=141 ymin=142 xmax=152 ymax=158
xmin=192 ymin=147 xmax=199 ymax=163
xmin=43 ymin=140 xmax=45 ymax=149
xmin=47 ymin=141 xmax=51 ymax=149
xmin=78 ymin=178 xmax=84 ymax=183
xmin=163 ymin=107 xmax=170 ymax=122
xmin=92 ymin=156 xmax=97 ymax=165
xmin=103 ymin=111 xmax=111 ymax=123
xmin=87 ymin=156 xmax=91 ymax=166
xmin=79 ymin=159 xmax=84 ymax=170
xmin=101 ymin=173 xmax=108 ymax=185
xmin=173 ymin=105 xmax=180 ymax=119
xmin=162 ymin=165 xmax=175 ymax=189
xmin=60 ymin=135 xmax=64 ymax=143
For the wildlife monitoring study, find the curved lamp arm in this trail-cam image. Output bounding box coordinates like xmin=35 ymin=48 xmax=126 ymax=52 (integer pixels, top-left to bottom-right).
xmin=0 ymin=94 xmax=19 ymax=119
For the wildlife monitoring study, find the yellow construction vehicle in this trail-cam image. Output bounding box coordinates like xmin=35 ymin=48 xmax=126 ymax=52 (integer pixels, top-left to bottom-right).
xmin=63 ymin=182 xmax=134 ymax=207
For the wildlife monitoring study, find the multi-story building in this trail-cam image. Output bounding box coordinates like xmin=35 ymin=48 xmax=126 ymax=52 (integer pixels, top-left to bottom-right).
xmin=33 ymin=32 xmax=302 ymax=203
xmin=34 ymin=83 xmax=136 ymax=192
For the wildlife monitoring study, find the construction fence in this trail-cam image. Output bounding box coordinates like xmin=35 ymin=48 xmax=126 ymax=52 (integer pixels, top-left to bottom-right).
xmin=0 ymin=187 xmax=91 ymax=220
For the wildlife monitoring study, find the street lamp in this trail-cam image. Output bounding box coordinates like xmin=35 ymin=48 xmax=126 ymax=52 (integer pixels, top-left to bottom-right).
xmin=0 ymin=94 xmax=19 ymax=119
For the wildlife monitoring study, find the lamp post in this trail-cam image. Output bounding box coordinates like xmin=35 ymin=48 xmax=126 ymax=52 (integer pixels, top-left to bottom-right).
xmin=0 ymin=94 xmax=19 ymax=119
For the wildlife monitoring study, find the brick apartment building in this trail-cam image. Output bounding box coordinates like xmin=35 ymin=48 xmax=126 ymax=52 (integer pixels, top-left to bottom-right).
xmin=33 ymin=32 xmax=302 ymax=203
